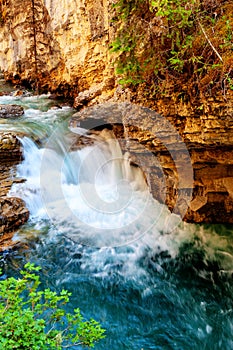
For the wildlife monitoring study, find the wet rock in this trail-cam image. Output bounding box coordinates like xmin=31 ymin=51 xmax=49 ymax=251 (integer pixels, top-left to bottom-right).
xmin=0 ymin=104 xmax=24 ymax=118
xmin=0 ymin=197 xmax=29 ymax=235
xmin=0 ymin=132 xmax=23 ymax=160
xmin=12 ymin=89 xmax=32 ymax=97
xmin=0 ymin=133 xmax=28 ymax=251
xmin=0 ymin=231 xmax=21 ymax=252
xmin=13 ymin=90 xmax=24 ymax=97
xmin=70 ymin=102 xmax=233 ymax=224
xmin=48 ymin=93 xmax=65 ymax=100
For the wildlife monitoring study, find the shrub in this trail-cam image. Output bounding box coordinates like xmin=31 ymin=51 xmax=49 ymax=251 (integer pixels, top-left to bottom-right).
xmin=0 ymin=263 xmax=105 ymax=349
xmin=110 ymin=0 xmax=233 ymax=98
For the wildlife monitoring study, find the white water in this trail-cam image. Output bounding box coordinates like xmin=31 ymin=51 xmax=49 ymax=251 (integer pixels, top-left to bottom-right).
xmin=3 ymin=94 xmax=231 ymax=281
xmin=0 ymin=93 xmax=74 ymax=139
xmin=3 ymin=93 xmax=233 ymax=350
xmin=9 ymin=128 xmax=191 ymax=278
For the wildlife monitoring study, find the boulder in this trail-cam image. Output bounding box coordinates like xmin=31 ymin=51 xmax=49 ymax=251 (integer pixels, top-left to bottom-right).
xmin=0 ymin=104 xmax=24 ymax=118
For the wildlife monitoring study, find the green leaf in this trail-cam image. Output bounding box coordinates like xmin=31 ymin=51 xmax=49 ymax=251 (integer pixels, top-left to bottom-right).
xmin=0 ymin=264 xmax=105 ymax=349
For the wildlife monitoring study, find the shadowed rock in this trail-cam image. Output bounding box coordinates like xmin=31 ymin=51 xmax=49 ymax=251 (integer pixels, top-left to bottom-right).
xmin=0 ymin=197 xmax=29 ymax=235
xmin=0 ymin=132 xmax=29 ymax=251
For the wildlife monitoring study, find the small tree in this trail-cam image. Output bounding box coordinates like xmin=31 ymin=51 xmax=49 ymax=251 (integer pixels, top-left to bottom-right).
xmin=0 ymin=263 xmax=105 ymax=349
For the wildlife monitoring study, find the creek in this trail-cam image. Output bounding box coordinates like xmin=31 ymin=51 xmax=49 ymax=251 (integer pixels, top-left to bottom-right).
xmin=1 ymin=91 xmax=233 ymax=349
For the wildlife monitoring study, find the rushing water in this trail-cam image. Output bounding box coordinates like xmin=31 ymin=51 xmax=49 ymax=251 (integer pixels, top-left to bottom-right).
xmin=1 ymin=91 xmax=233 ymax=349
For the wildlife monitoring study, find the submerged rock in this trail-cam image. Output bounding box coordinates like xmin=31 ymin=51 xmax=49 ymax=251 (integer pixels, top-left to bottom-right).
xmin=0 ymin=104 xmax=24 ymax=118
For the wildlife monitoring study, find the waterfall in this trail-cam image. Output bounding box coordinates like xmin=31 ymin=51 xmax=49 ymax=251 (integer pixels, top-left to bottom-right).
xmin=9 ymin=137 xmax=45 ymax=216
xmin=10 ymin=128 xmax=182 ymax=252
xmin=3 ymin=92 xmax=233 ymax=350
xmin=10 ymin=121 xmax=233 ymax=279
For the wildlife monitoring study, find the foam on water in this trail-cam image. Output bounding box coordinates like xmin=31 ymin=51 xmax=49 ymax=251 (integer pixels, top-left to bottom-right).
xmin=0 ymin=93 xmax=74 ymax=139
xmin=2 ymin=87 xmax=233 ymax=350
xmin=9 ymin=127 xmax=233 ymax=281
xmin=9 ymin=129 xmax=192 ymax=280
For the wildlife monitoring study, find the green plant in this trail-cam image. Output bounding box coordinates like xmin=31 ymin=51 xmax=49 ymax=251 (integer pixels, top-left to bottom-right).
xmin=0 ymin=263 xmax=105 ymax=349
xmin=225 ymin=74 xmax=233 ymax=91
xmin=223 ymin=16 xmax=232 ymax=44
xmin=111 ymin=0 xmax=199 ymax=87
xmin=110 ymin=0 xmax=233 ymax=98
xmin=168 ymin=50 xmax=184 ymax=71
xmin=150 ymin=0 xmax=197 ymax=26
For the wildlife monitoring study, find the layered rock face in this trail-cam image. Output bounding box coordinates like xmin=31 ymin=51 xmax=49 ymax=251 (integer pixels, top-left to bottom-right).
xmin=0 ymin=197 xmax=29 ymax=234
xmin=71 ymin=100 xmax=233 ymax=223
xmin=151 ymin=93 xmax=233 ymax=223
xmin=0 ymin=131 xmax=29 ymax=250
xmin=0 ymin=131 xmax=23 ymax=160
xmin=0 ymin=0 xmax=232 ymax=223
xmin=0 ymin=0 xmax=115 ymax=97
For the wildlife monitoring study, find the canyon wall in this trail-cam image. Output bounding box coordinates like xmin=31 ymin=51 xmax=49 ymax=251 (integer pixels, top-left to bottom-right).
xmin=0 ymin=0 xmax=115 ymax=97
xmin=0 ymin=131 xmax=29 ymax=250
xmin=70 ymin=99 xmax=233 ymax=223
xmin=0 ymin=0 xmax=232 ymax=223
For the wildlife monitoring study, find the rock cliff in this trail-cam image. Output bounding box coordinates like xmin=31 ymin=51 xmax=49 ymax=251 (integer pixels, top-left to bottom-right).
xmin=71 ymin=100 xmax=233 ymax=223
xmin=0 ymin=0 xmax=232 ymax=223
xmin=0 ymin=131 xmax=29 ymax=250
xmin=0 ymin=0 xmax=115 ymax=97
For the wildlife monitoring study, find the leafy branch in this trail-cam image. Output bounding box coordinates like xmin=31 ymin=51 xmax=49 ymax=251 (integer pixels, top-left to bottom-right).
xmin=0 ymin=263 xmax=105 ymax=349
xmin=110 ymin=0 xmax=233 ymax=97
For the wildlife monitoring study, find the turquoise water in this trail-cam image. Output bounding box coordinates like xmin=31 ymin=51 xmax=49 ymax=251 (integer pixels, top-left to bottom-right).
xmin=1 ymin=92 xmax=233 ymax=349
xmin=4 ymin=223 xmax=233 ymax=349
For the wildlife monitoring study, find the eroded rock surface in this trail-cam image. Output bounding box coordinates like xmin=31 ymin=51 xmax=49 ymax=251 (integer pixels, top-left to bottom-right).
xmin=0 ymin=132 xmax=23 ymax=160
xmin=0 ymin=197 xmax=29 ymax=234
xmin=71 ymin=102 xmax=233 ymax=223
xmin=0 ymin=197 xmax=29 ymax=251
xmin=0 ymin=0 xmax=115 ymax=98
xmin=0 ymin=132 xmax=29 ymax=250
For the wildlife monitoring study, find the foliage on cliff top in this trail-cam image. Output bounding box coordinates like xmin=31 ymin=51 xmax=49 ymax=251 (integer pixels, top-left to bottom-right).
xmin=110 ymin=0 xmax=233 ymax=100
xmin=0 ymin=263 xmax=105 ymax=349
